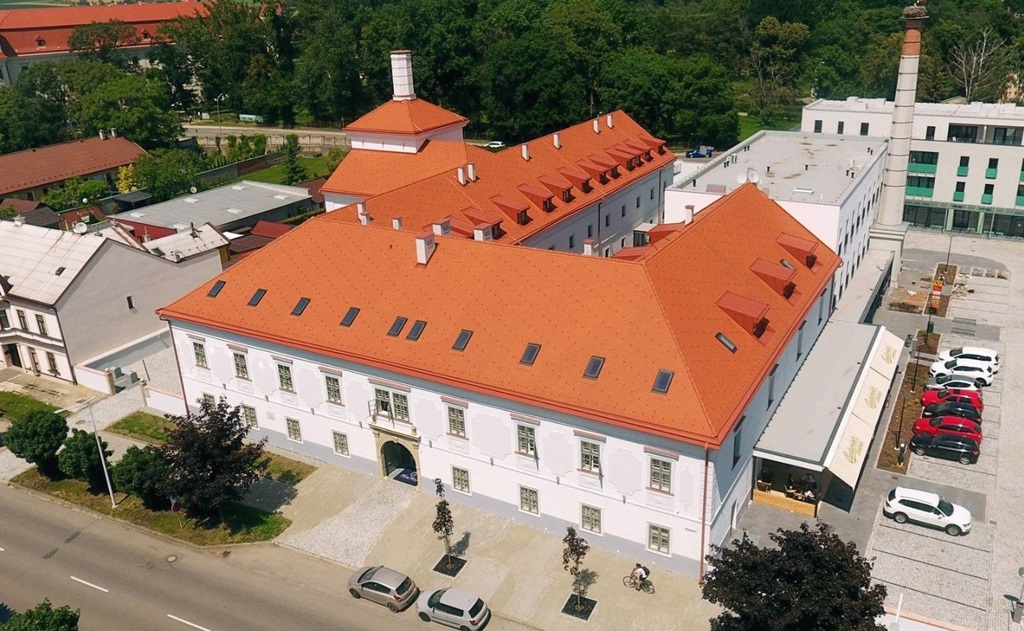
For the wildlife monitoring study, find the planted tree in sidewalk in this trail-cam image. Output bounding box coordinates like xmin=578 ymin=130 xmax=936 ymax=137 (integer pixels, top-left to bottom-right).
xmin=432 ymin=477 xmax=455 ymax=569
xmin=58 ymin=429 xmax=113 ymax=492
xmin=4 ymin=410 xmax=68 ymax=477
xmin=5 ymin=598 xmax=80 ymax=631
xmin=702 ymin=522 xmax=886 ymax=631
xmin=113 ymin=445 xmax=171 ymax=509
xmin=562 ymin=526 xmax=590 ymax=612
xmin=159 ymin=397 xmax=268 ymax=521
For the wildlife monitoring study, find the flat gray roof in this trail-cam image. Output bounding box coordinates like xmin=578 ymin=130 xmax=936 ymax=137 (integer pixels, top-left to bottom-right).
xmin=805 ymin=96 xmax=1024 ymax=122
xmin=673 ymin=131 xmax=886 ymax=206
xmin=754 ymin=321 xmax=880 ymax=468
xmin=119 ymin=181 xmax=311 ymax=229
xmin=832 ymin=248 xmax=893 ymax=324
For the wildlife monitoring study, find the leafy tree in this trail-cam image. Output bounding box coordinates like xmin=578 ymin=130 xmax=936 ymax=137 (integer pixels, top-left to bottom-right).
xmin=116 ymin=165 xmax=139 ymax=193
xmin=58 ymin=429 xmax=113 ymax=492
xmin=562 ymin=526 xmax=590 ymax=612
xmin=702 ymin=523 xmax=886 ymax=631
xmin=4 ymin=410 xmax=68 ymax=477
xmin=68 ymin=19 xmax=140 ymax=69
xmin=42 ymin=177 xmax=110 ymax=211
xmin=132 ymin=149 xmax=206 ymax=202
xmin=159 ymin=398 xmax=268 ymax=519
xmin=748 ymin=17 xmax=810 ymax=123
xmin=77 ymin=74 xmax=181 ymax=149
xmin=325 ymin=146 xmax=347 ymax=172
xmin=283 ymin=134 xmax=306 ymax=185
xmin=146 ymin=41 xmax=197 ymax=111
xmin=545 ymin=0 xmax=623 ymax=117
xmin=0 ymin=206 xmax=17 ymax=221
xmin=5 ymin=599 xmax=80 ymax=631
xmin=432 ymin=478 xmax=456 ymax=569
xmin=113 ymin=445 xmax=170 ymax=510
xmin=293 ymin=1 xmax=366 ymax=123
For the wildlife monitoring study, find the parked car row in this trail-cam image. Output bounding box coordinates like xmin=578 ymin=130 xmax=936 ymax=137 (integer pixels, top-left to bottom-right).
xmin=348 ymin=565 xmax=491 ymax=629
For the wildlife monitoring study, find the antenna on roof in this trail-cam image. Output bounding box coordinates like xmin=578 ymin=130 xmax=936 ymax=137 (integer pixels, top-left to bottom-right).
xmin=72 ymin=222 xmax=88 ymax=234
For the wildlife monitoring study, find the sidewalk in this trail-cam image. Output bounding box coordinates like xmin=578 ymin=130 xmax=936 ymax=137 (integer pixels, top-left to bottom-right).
xmin=272 ymin=465 xmax=720 ymax=631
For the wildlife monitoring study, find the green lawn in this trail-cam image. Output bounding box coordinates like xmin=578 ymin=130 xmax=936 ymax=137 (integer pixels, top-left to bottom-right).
xmin=0 ymin=391 xmax=58 ymax=422
xmin=236 ymin=156 xmax=332 ymax=185
xmin=108 ymin=411 xmax=174 ymax=444
xmin=12 ymin=468 xmax=290 ymax=545
xmin=106 ymin=410 xmax=315 ymax=484
xmin=738 ymin=114 xmax=801 ymax=141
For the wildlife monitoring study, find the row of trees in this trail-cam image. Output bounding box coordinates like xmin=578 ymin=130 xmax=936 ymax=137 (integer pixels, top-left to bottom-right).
xmin=4 ymin=399 xmax=268 ymax=521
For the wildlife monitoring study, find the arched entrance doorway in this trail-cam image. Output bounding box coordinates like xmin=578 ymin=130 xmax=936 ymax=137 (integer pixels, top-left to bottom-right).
xmin=381 ymin=440 xmax=418 ymax=486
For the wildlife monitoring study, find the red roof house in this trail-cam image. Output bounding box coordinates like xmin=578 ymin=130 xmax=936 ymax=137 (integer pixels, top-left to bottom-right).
xmin=0 ymin=136 xmax=146 ymax=199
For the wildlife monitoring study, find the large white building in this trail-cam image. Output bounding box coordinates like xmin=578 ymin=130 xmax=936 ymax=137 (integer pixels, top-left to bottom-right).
xmin=0 ymin=220 xmax=226 ymax=392
xmin=320 ymin=51 xmax=677 ymax=258
xmin=160 ymin=183 xmax=849 ymax=577
xmin=666 ymin=130 xmax=887 ymax=305
xmin=802 ymin=97 xmax=1024 ymax=238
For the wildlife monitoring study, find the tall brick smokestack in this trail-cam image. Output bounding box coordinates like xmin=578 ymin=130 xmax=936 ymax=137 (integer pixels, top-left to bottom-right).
xmin=878 ymin=2 xmax=928 ymax=227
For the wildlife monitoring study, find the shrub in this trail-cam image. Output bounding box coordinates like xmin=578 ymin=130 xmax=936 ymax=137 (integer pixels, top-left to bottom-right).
xmin=113 ymin=445 xmax=171 ymax=509
xmin=5 ymin=410 xmax=68 ymax=476
xmin=58 ymin=429 xmax=113 ymax=492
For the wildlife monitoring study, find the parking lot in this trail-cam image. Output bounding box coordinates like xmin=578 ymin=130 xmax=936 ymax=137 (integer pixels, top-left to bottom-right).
xmin=867 ymin=232 xmax=1021 ymax=631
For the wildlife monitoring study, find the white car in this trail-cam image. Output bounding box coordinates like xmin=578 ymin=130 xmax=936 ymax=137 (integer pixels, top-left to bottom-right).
xmin=937 ymin=346 xmax=1000 ymax=373
xmin=925 ymin=374 xmax=983 ymax=391
xmin=484 ymin=141 xmax=505 ymax=150
xmin=883 ymin=487 xmax=972 ymax=536
xmin=416 ymin=587 xmax=490 ymax=629
xmin=928 ymin=358 xmax=994 ymax=385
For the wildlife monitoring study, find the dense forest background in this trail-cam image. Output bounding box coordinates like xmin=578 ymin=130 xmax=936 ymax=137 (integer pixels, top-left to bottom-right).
xmin=3 ymin=0 xmax=1024 ymax=155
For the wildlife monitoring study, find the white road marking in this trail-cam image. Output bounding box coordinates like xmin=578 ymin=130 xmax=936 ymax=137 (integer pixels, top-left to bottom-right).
xmin=0 ymin=547 xmax=5 ymax=551
xmin=70 ymin=576 xmax=109 ymax=593
xmin=167 ymin=614 xmax=213 ymax=631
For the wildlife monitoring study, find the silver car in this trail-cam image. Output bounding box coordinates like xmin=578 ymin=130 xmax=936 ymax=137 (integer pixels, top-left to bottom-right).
xmin=416 ymin=587 xmax=491 ymax=629
xmin=348 ymin=566 xmax=419 ymax=612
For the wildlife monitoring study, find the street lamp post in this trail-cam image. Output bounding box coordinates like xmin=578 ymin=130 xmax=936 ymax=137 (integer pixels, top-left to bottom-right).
xmin=910 ymin=337 xmax=921 ymax=393
xmin=59 ymin=397 xmax=116 ymax=508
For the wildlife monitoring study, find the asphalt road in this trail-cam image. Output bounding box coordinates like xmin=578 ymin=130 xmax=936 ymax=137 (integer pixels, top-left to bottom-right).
xmin=0 ymin=486 xmax=458 ymax=631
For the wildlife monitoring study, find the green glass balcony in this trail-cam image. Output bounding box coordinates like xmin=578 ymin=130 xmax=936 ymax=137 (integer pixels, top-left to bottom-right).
xmin=953 ymin=191 xmax=965 ymax=202
xmin=906 ymin=186 xmax=934 ymax=198
xmin=909 ymin=163 xmax=937 ymax=174
xmin=986 ymin=168 xmax=998 ymax=179
xmin=1019 ymin=171 xmax=1024 ymax=181
xmin=982 ymin=193 xmax=994 ymax=205
xmin=1017 ymin=195 xmax=1024 ymax=206
xmin=957 ymin=166 xmax=969 ymax=177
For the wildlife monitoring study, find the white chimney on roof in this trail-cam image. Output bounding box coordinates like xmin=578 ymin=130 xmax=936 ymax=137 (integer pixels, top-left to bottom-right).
xmin=13 ymin=216 xmax=24 ymax=227
xmin=457 ymin=166 xmax=467 ymax=186
xmin=521 ymin=144 xmax=530 ymax=161
xmin=606 ymin=113 xmax=614 ymax=128
xmin=415 ymin=232 xmax=436 ymax=264
xmin=553 ymin=133 xmax=561 ymax=149
xmin=583 ymin=238 xmax=595 ymax=256
xmin=356 ymin=202 xmax=367 ymax=216
xmin=593 ymin=119 xmax=600 ymax=134
xmin=359 ymin=213 xmax=371 ymax=226
xmin=473 ymin=226 xmax=492 ymax=241
xmin=110 ymin=128 xmax=118 ymax=138
xmin=392 ymin=217 xmax=403 ymax=230
xmin=684 ymin=204 xmax=695 ymax=223
xmin=467 ymin=163 xmax=477 ymax=181
xmin=432 ymin=218 xmax=451 ymax=236
xmin=390 ymin=50 xmax=416 ymax=101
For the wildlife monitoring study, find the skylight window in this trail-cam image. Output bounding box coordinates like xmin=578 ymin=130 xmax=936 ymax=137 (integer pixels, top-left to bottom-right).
xmin=453 ymin=329 xmax=473 ymax=351
xmin=716 ymin=332 xmax=737 ymax=353
xmin=520 ymin=343 xmax=541 ymax=366
xmin=54 ymin=266 xmax=66 ymax=276
xmin=779 ymin=258 xmax=795 ymax=270
xmin=247 ymin=288 xmax=266 ymax=306
xmin=291 ymin=297 xmax=310 ymax=316
xmin=207 ymin=280 xmax=226 ymax=297
xmin=340 ymin=307 xmax=360 ymax=327
xmin=387 ymin=316 xmax=408 ymax=337
xmin=583 ymin=356 xmax=605 ymax=379
xmin=407 ymin=320 xmax=427 ymax=341
xmin=652 ymin=370 xmax=674 ymax=394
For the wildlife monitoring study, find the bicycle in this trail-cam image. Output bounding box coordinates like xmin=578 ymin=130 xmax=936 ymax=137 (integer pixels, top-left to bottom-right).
xmin=622 ymin=574 xmax=655 ymax=594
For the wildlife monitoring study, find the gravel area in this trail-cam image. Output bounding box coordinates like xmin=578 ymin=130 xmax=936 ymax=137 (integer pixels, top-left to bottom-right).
xmin=280 ymin=478 xmax=417 ymax=567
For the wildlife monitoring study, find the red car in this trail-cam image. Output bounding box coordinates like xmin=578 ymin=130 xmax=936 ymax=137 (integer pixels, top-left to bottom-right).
xmin=920 ymin=388 xmax=983 ymax=412
xmin=913 ymin=416 xmax=983 ymax=443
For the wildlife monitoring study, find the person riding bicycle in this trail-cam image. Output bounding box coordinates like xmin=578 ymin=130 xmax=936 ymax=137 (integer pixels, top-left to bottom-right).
xmin=631 ymin=563 xmax=649 ymax=591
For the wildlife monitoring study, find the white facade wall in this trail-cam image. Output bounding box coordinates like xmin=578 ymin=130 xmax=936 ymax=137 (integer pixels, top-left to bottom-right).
xmin=0 ymin=299 xmax=72 ymax=380
xmin=167 ymin=276 xmax=831 ymax=576
xmin=324 ymin=193 xmax=365 ymax=212
xmin=347 ymin=124 xmax=466 ymax=155
xmin=0 ymin=51 xmax=156 ymax=87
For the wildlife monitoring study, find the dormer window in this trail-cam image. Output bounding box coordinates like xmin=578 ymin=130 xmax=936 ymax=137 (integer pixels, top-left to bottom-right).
xmin=543 ymin=199 xmax=555 ymax=212
xmin=35 ymin=37 xmax=45 ymax=47
xmin=610 ymin=167 xmax=620 ymax=179
xmin=142 ymin=30 xmax=151 ymax=40
xmin=561 ymin=189 xmax=573 ymax=203
xmin=517 ymin=210 xmax=529 ymax=225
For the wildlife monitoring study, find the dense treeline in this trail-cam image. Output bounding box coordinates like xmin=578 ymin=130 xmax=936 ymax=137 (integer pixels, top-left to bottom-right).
xmin=2 ymin=0 xmax=1023 ymax=155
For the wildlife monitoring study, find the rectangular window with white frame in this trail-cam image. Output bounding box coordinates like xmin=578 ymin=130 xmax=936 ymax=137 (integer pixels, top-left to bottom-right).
xmin=520 ymin=486 xmax=539 ymax=514
xmin=452 ymin=466 xmax=470 ymax=493
xmin=35 ymin=314 xmax=48 ymax=337
xmin=374 ymin=388 xmax=409 ymax=421
xmin=649 ymin=457 xmax=672 ymax=493
xmin=16 ymin=309 xmax=27 ymax=329
xmin=648 ymin=524 xmax=670 ymax=554
xmin=325 ymin=374 xmax=343 ymax=404
xmin=447 ymin=405 xmax=466 ymax=438
xmin=332 ymin=431 xmax=349 ymax=456
xmin=580 ymin=440 xmax=601 ymax=474
xmin=277 ymin=363 xmax=294 ymax=392
xmin=516 ymin=424 xmax=537 ymax=457
xmin=241 ymin=405 xmax=258 ymax=428
xmin=201 ymin=393 xmax=215 ymax=408
xmin=233 ymin=351 xmax=249 ymax=379
xmin=193 ymin=341 xmax=207 ymax=368
xmin=581 ymin=504 xmax=602 ymax=534
xmin=45 ymin=352 xmax=59 ymax=376
xmin=286 ymin=418 xmax=302 ymax=442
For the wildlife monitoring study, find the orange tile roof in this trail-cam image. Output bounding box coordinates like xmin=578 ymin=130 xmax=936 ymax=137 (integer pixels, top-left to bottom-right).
xmin=343 ymin=99 xmax=468 ymax=135
xmin=0 ymin=2 xmax=207 ymax=56
xmin=322 ymin=111 xmax=677 ymax=244
xmin=160 ymin=183 xmax=839 ymax=447
xmin=321 ymin=140 xmax=472 ymax=197
xmin=0 ymin=137 xmax=145 ymax=196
